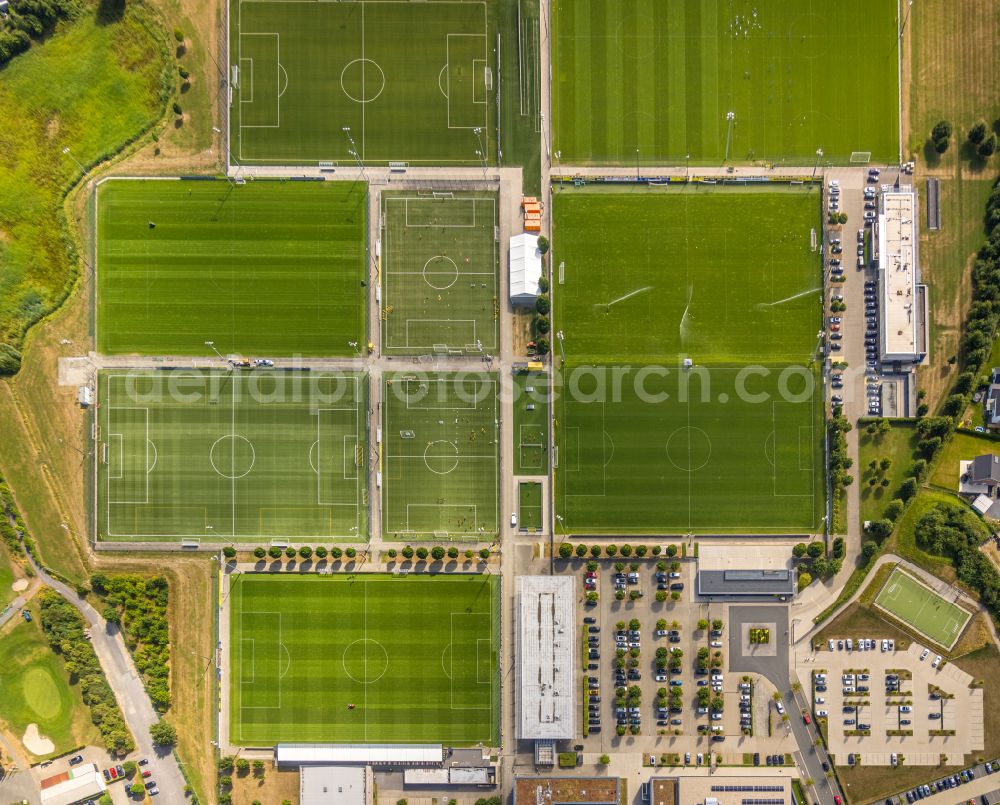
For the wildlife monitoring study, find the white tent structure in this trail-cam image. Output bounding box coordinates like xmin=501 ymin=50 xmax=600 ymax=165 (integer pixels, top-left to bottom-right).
xmin=509 ymin=233 xmax=543 ymax=305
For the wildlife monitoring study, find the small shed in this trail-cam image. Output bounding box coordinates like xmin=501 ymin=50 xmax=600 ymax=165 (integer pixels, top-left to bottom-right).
xmin=972 ymin=494 xmax=993 ymax=516
xmin=509 ymin=233 xmax=543 ymax=306
xmin=77 ymin=386 xmax=93 ymax=407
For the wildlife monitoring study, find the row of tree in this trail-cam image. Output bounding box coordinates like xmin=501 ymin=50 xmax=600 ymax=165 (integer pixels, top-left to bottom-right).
xmin=561 ymin=543 xmax=680 ymax=559
xmin=931 ymin=120 xmax=998 ymax=159
xmin=90 ymin=573 xmax=171 ymax=712
xmin=38 ymin=591 xmax=135 ymax=755
xmin=0 ymin=474 xmax=28 ymax=560
xmin=0 ymin=0 xmax=76 ymax=67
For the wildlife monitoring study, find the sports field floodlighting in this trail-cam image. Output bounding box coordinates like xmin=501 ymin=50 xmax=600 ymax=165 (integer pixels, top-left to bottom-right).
xmin=899 ymin=0 xmax=914 ymax=41
xmin=555 ymin=330 xmax=566 ymax=362
xmin=205 ymin=340 xmax=225 ymax=361
xmin=348 ymin=340 xmax=362 ymax=358
xmin=635 ymin=148 xmax=640 ymax=181
xmin=342 ymin=126 xmax=368 ymax=181
xmin=724 ymin=112 xmax=736 ymax=162
xmin=812 ymin=148 xmax=824 ymax=179
xmin=61 ymin=146 xmax=85 ymax=173
xmin=686 ymin=153 xmax=691 ymax=180
xmin=473 ymin=127 xmax=489 ymax=180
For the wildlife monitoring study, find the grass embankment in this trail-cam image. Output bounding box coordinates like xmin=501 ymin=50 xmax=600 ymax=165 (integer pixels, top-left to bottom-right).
xmin=928 ymin=430 xmax=1000 ymax=491
xmin=858 ymin=423 xmax=920 ymax=527
xmin=0 ymin=597 xmax=101 ymax=760
xmin=908 ymin=0 xmax=1000 ymax=409
xmin=0 ymin=1 xmax=171 ymax=361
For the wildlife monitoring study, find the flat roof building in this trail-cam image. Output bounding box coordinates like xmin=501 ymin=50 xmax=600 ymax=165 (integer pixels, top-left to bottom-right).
xmin=277 ymin=744 xmax=442 ymax=766
xmin=300 ymin=765 xmax=366 ymax=805
xmin=696 ymin=545 xmax=796 ymax=598
xmin=40 ymin=763 xmax=107 ymax=805
xmin=516 ymin=576 xmax=575 ymax=740
xmin=646 ymin=772 xmax=793 ymax=805
xmin=878 ymin=187 xmax=928 ymax=364
xmin=514 ymin=776 xmax=621 ymax=804
xmin=510 ymin=233 xmax=543 ymax=305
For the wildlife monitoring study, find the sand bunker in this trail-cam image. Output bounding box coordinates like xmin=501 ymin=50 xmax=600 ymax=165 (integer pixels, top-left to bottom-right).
xmin=23 ymin=723 xmax=54 ymax=755
xmin=11 ymin=579 xmax=28 ymax=593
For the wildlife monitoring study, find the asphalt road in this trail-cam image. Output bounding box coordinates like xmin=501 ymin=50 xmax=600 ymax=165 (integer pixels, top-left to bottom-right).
xmin=25 ymin=554 xmax=189 ymax=803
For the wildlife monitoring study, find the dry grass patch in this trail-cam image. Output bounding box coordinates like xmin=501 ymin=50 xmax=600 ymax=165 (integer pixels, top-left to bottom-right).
xmin=229 ymin=760 xmax=299 ymax=805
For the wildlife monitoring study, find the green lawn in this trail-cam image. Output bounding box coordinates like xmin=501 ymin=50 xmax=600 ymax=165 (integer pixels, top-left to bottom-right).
xmin=929 ymin=430 xmax=1000 ymax=492
xmin=499 ymin=0 xmax=541 ymax=194
xmin=381 ymin=372 xmax=498 ymax=539
xmin=0 ymin=4 xmax=169 ymax=361
xmin=858 ymin=422 xmax=920 ymax=525
xmin=229 ymin=573 xmax=499 ymax=745
xmin=874 ymin=567 xmax=971 ymax=649
xmin=551 ymin=0 xmax=900 ymax=165
xmin=96 ymin=180 xmax=366 ymax=356
xmin=552 ymin=187 xmax=822 ymax=364
xmin=518 ymin=482 xmax=543 ymax=530
xmin=230 ymin=0 xmax=497 ymax=165
xmin=380 ymin=191 xmax=498 ymax=355
xmin=97 ymin=370 xmax=368 ymax=542
xmin=552 ymin=187 xmax=824 ymax=534
xmin=513 ymin=370 xmax=549 ymax=475
xmin=0 ymin=602 xmax=99 ymax=758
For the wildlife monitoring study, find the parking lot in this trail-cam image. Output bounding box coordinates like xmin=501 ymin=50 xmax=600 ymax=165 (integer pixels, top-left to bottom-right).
xmin=573 ymin=559 xmax=797 ymax=761
xmin=796 ymin=640 xmax=984 ymax=766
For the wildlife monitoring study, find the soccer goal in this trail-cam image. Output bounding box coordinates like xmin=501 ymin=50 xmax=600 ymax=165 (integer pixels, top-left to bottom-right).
xmin=850 ymin=151 xmax=872 ymax=163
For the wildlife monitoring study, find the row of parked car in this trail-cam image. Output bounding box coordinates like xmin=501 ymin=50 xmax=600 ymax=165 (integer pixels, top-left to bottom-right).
xmin=827 ymin=637 xmax=894 ymax=652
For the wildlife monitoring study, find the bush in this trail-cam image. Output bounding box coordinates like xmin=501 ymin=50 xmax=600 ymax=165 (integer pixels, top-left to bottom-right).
xmin=150 ymin=720 xmax=177 ymax=746
xmin=898 ymin=477 xmax=919 ymax=501
xmin=172 ymin=101 xmax=182 ymax=116
xmin=284 ymin=546 xmax=296 ymax=558
xmin=538 ymin=276 xmax=550 ymax=293
xmin=346 ymin=547 xmax=357 ymax=558
xmin=884 ymin=499 xmax=904 ymax=522
xmin=315 ymin=546 xmax=328 ymax=559
xmin=331 ymin=547 xmax=343 ymax=559
xmin=537 ymin=235 xmax=550 ymax=254
xmin=479 ymin=548 xmax=490 ymax=559
xmin=806 ymin=541 xmax=824 ymax=559
xmin=792 ymin=542 xmax=807 ymax=558
xmin=969 ymin=121 xmax=988 ymax=144
xmin=605 ymin=544 xmax=617 ymax=556
xmin=267 ymin=546 xmax=281 ymax=559
xmin=223 ymin=546 xmax=237 ymax=558
xmin=798 ymin=572 xmax=813 ymax=591
xmin=535 ymin=337 xmax=550 ymax=355
xmin=447 ymin=546 xmax=459 ymax=559
xmin=173 ymin=27 xmax=185 ymax=42
xmin=559 ymin=542 xmax=573 ymax=559
xmin=620 ymin=544 xmax=633 ymax=557
xmin=979 ymin=134 xmax=997 ymax=158
xmin=387 ymin=548 xmax=397 ymax=558
xmin=298 ymin=546 xmax=312 ymax=559
xmin=535 ymin=315 xmax=551 ymax=334
xmin=236 ymin=757 xmax=250 ymax=773
xmin=931 ymin=120 xmax=952 ymax=153
xmin=253 ymin=547 xmax=266 ymax=559
xmin=665 ymin=544 xmax=677 ymax=557
xmin=590 ymin=545 xmax=601 ymax=557
xmin=465 ymin=549 xmax=474 ymax=559
xmin=575 ymin=544 xmax=587 ymax=557
xmin=178 ymin=66 xmax=189 ymax=80
xmin=416 ymin=546 xmax=429 ymax=560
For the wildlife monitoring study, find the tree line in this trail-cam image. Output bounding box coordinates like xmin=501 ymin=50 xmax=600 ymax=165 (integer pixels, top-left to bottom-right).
xmin=38 ymin=591 xmax=135 ymax=755
xmin=0 ymin=0 xmax=77 ymax=66
xmin=90 ymin=573 xmax=171 ymax=712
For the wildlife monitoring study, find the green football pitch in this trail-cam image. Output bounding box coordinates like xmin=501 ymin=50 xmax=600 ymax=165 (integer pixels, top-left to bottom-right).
xmin=97 ymin=370 xmax=367 ymax=542
xmin=875 ymin=568 xmax=971 ymax=649
xmin=96 ymin=180 xmax=366 ymax=356
xmin=229 ymin=573 xmax=499 ymax=745
xmin=381 ymin=373 xmax=498 ymax=540
xmin=231 ymin=0 xmax=496 ymax=165
xmin=551 ymin=0 xmax=900 ymax=165
xmin=380 ymin=192 xmax=498 ymax=355
xmin=553 ymin=187 xmax=824 ymax=534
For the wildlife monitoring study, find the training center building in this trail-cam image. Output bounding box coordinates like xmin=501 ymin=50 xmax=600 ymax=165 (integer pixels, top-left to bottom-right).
xmin=696 ymin=545 xmax=796 ymax=599
xmin=516 ymin=576 xmax=574 ymax=764
xmin=509 ymin=233 xmax=543 ymax=305
xmin=877 ymin=187 xmax=928 ymax=365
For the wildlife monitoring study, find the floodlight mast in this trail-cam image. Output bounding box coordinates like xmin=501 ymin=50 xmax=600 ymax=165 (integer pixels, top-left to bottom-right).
xmin=342 ymin=126 xmax=368 ymax=182
xmin=724 ymin=111 xmax=736 ymax=162
xmin=473 ymin=127 xmax=489 ymax=180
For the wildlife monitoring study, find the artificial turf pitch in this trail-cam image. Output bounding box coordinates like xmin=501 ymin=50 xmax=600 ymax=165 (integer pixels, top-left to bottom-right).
xmin=552 ymin=187 xmax=824 ymax=534
xmin=381 ymin=191 xmax=498 ymax=355
xmin=874 ymin=568 xmax=971 ymax=649
xmin=97 ymin=370 xmax=367 ymax=542
xmin=551 ymin=0 xmax=900 ymax=165
xmin=229 ymin=573 xmax=499 ymax=745
xmin=231 ymin=0 xmax=496 ymax=165
xmin=381 ymin=372 xmax=498 ymax=540
xmin=96 ymin=180 xmax=366 ymax=356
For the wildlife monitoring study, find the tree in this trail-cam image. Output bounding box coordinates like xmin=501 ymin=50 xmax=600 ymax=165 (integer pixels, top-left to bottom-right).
xmin=697 ymin=618 xmax=709 ymax=630
xmin=797 ymin=572 xmax=813 ymax=591
xmin=590 ymin=545 xmax=602 ymax=557
xmin=218 ymin=756 xmax=235 ymax=772
xmin=416 ymin=546 xmax=429 ymax=560
xmin=575 ymin=544 xmax=587 ymax=557
xmin=598 ymin=753 xmax=610 ymax=765
xmin=635 ymin=544 xmax=647 ymax=557
xmin=150 ymin=720 xmax=177 ymax=746
xmin=884 ymin=499 xmax=904 ymax=521
xmin=980 ymin=134 xmax=997 ymax=158
xmin=219 ymin=775 xmax=233 ymax=788
xmin=431 ymin=546 xmax=446 ymax=561
xmin=535 ymin=295 xmax=550 ymax=315
xmin=792 ymin=542 xmax=807 ymax=558
xmin=665 ymin=544 xmax=677 ymax=557
xmin=298 ymin=546 xmax=312 ymax=559
xmin=969 ymin=121 xmax=988 ymax=144
xmin=252 ymin=759 xmax=265 ymax=775
xmin=253 ymin=546 xmax=265 ymax=559
xmin=402 ymin=546 xmax=414 ymax=559
xmin=879 ymin=457 xmax=893 ymax=472
xmin=536 ymin=235 xmax=550 ymax=254
xmin=620 ymin=544 xmax=633 ymax=557
xmin=535 ymin=315 xmax=551 ymax=334
xmin=102 ymin=606 xmax=120 ymax=624
xmin=268 ymin=546 xmax=282 ymax=559
xmin=931 ymin=120 xmax=952 ymax=152
xmin=806 ymin=541 xmax=824 ymax=559
xmin=898 ymin=477 xmax=919 ymax=501
xmin=479 ymin=548 xmax=490 ymax=559
xmin=535 ymin=337 xmax=550 ymax=355
xmin=173 ymin=27 xmax=185 ymax=41
xmin=866 ymin=519 xmax=893 ymax=540
xmin=285 ymin=546 xmax=296 ymax=558
xmin=670 ymin=591 xmax=680 ymax=601
xmin=447 ymin=546 xmax=459 ymax=559
xmin=605 ymin=544 xmax=617 ymax=557
xmin=346 ymin=547 xmax=357 ymax=558
xmin=223 ymin=546 xmax=237 ymax=558
xmin=331 ymin=547 xmax=344 ymax=559
xmin=811 ymin=557 xmax=829 ymax=578
xmin=861 ymin=540 xmax=880 ymax=561
xmin=131 ymin=781 xmax=146 ymax=796
xmin=559 ymin=542 xmax=573 ymax=559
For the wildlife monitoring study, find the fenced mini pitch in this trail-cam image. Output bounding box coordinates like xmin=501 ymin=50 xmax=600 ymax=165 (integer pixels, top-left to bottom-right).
xmin=229 ymin=573 xmax=500 ymax=745
xmin=381 ymin=373 xmax=499 ymax=540
xmin=874 ymin=567 xmax=972 ymax=650
xmin=380 ymin=191 xmax=498 ymax=355
xmin=97 ymin=370 xmax=368 ymax=542
xmin=231 ymin=0 xmax=496 ymax=165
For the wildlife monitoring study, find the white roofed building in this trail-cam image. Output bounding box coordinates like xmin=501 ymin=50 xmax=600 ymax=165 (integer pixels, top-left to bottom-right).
xmin=510 ymin=233 xmax=543 ymax=305
xmin=878 ymin=187 xmax=928 ymax=364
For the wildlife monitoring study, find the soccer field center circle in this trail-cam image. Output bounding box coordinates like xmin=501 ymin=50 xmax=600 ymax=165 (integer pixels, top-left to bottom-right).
xmin=209 ymin=435 xmax=256 ymax=479
xmin=422 ymin=255 xmax=459 ymax=290
xmin=665 ymin=426 xmax=712 ymax=472
xmin=340 ymin=58 xmax=386 ymax=104
xmin=342 ymin=638 xmax=390 ymax=684
xmin=424 ymin=440 xmax=460 ymax=475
